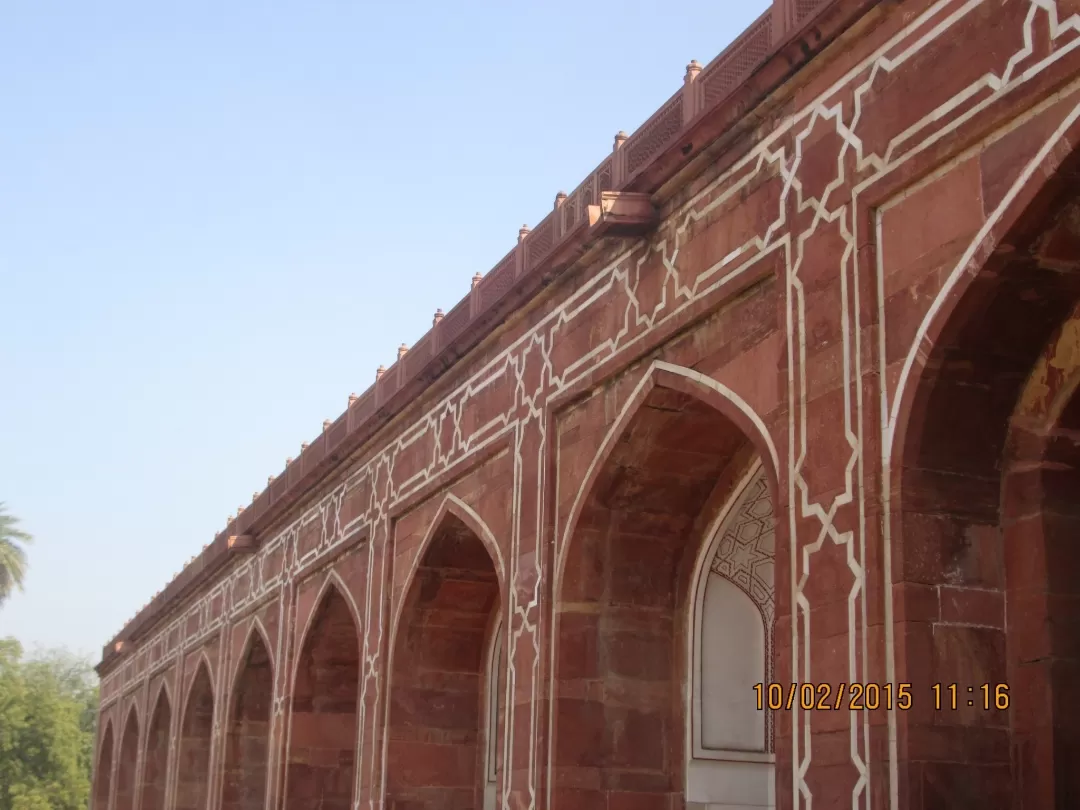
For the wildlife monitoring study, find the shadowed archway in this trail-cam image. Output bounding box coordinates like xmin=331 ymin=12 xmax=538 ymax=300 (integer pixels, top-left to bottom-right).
xmin=285 ymin=583 xmax=361 ymax=810
xmin=140 ymin=686 xmax=171 ymax=810
xmin=93 ymin=721 xmax=114 ymax=810
xmin=221 ymin=627 xmax=274 ymax=810
xmin=175 ymin=662 xmax=215 ymax=810
xmin=115 ymin=708 xmax=139 ymax=810
xmin=552 ymin=375 xmax=778 ymax=809
xmin=384 ymin=508 xmax=503 ymax=810
xmin=896 ymin=136 xmax=1080 ymax=808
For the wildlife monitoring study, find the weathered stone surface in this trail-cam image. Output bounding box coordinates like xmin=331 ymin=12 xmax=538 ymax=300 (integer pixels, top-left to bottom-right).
xmin=90 ymin=2 xmax=1080 ymax=809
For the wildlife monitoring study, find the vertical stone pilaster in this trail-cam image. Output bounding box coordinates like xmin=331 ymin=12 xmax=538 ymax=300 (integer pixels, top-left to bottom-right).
xmin=505 ymin=415 xmax=548 ymax=810
xmin=267 ymin=579 xmax=296 ymax=810
xmin=359 ymin=510 xmax=392 ymax=810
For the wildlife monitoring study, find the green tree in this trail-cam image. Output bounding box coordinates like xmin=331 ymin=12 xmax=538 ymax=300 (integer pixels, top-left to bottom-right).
xmin=0 ymin=639 xmax=98 ymax=810
xmin=0 ymin=505 xmax=32 ymax=606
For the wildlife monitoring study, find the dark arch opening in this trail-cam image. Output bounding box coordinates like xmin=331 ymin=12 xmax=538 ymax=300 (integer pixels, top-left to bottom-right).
xmin=221 ymin=630 xmax=274 ymax=810
xmin=286 ymin=585 xmax=361 ymax=810
xmin=141 ymin=688 xmax=171 ymax=810
xmin=93 ymin=722 xmax=114 ymax=810
xmin=115 ymin=709 xmax=139 ymax=810
xmin=175 ymin=663 xmax=215 ymax=810
xmin=552 ymin=383 xmax=763 ymax=809
xmin=898 ymin=144 xmax=1080 ymax=809
xmin=384 ymin=511 xmax=502 ymax=810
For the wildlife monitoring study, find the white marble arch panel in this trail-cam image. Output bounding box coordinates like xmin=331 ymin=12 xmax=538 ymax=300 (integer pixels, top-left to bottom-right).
xmin=686 ymin=459 xmax=776 ymax=810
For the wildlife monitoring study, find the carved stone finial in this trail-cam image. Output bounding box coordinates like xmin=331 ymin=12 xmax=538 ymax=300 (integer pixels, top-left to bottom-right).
xmin=286 ymin=457 xmax=293 ymax=465
xmin=433 ymin=309 xmax=444 ymax=326
xmin=614 ymin=131 xmax=628 ymax=150
xmin=376 ymin=365 xmax=386 ymax=381
xmin=300 ymin=442 xmax=309 ymax=451
xmin=397 ymin=343 xmax=408 ymax=360
xmin=472 ymin=272 xmax=483 ymax=289
xmin=253 ymin=492 xmax=259 ymax=502
xmin=323 ymin=418 xmax=331 ymax=431
xmin=555 ymin=191 xmax=567 ymax=208
xmin=518 ymin=224 xmax=530 ymax=242
xmin=685 ymin=59 xmax=702 ymax=83
xmin=348 ymin=392 xmax=358 ymax=406
xmin=268 ymin=476 xmax=274 ymax=486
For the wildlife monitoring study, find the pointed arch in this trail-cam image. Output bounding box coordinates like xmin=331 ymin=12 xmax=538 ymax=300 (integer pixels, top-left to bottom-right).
xmin=285 ymin=572 xmax=361 ymax=810
xmin=115 ymin=703 xmax=140 ymax=810
xmin=555 ymin=359 xmax=781 ymax=598
xmin=388 ymin=492 xmax=507 ymax=642
xmin=183 ymin=650 xmax=215 ymax=709
xmin=175 ymin=659 xmax=215 ymax=810
xmin=550 ymin=360 xmax=779 ymax=809
xmin=141 ymin=681 xmax=172 ymax=810
xmin=889 ymin=102 xmax=1080 ymax=455
xmin=383 ymin=493 xmax=504 ymax=810
xmin=685 ymin=459 xmax=776 ymax=762
xmin=888 ymin=106 xmax=1080 ymax=808
xmin=229 ymin=616 xmax=274 ymax=700
xmin=221 ymin=619 xmax=275 ymax=810
xmin=147 ymin=676 xmax=173 ymax=724
xmin=93 ymin=719 xmax=115 ymax=810
xmin=289 ymin=569 xmax=363 ymax=694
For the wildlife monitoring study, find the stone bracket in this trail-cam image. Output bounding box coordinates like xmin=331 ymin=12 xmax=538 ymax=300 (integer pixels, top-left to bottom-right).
xmin=227 ymin=534 xmax=257 ymax=553
xmin=586 ymin=191 xmax=659 ymax=238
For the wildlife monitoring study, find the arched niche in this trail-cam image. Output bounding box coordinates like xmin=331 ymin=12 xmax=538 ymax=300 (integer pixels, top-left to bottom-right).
xmin=552 ymin=366 xmax=780 ymax=810
xmin=93 ymin=721 xmax=114 ymax=810
xmin=222 ymin=625 xmax=274 ymax=810
xmin=115 ymin=706 xmax=140 ymax=810
xmin=141 ymin=684 xmax=171 ymax=810
xmin=285 ymin=581 xmax=361 ymax=810
xmin=384 ymin=506 xmax=503 ymax=810
xmin=176 ymin=661 xmax=215 ymax=810
xmin=686 ymin=462 xmax=775 ymax=806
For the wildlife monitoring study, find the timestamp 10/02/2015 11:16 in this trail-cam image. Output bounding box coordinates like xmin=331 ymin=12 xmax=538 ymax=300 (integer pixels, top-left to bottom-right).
xmin=752 ymin=682 xmax=1011 ymax=711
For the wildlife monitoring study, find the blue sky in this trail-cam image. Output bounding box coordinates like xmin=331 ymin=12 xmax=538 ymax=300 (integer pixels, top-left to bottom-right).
xmin=0 ymin=0 xmax=770 ymax=660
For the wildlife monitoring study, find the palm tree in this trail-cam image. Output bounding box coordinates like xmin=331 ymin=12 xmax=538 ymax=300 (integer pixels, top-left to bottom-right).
xmin=0 ymin=503 xmax=32 ymax=606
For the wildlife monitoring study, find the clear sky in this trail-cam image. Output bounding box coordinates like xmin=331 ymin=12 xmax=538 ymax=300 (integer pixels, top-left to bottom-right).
xmin=0 ymin=0 xmax=771 ymax=660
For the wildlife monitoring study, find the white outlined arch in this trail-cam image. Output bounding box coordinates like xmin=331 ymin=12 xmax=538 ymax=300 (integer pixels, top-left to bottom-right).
xmin=181 ymin=650 xmax=216 ymax=725
xmin=147 ymin=676 xmax=172 ymax=729
xmin=887 ymin=102 xmax=1080 ymax=454
xmin=388 ymin=492 xmax=507 ymax=646
xmin=140 ymin=676 xmax=172 ymax=810
xmin=93 ymin=719 xmax=116 ymax=810
xmin=219 ymin=615 xmax=276 ymax=810
xmin=227 ymin=616 xmax=275 ymax=706
xmin=554 ymin=358 xmax=780 ymax=611
xmin=380 ymin=491 xmax=507 ymax=808
xmin=549 ymin=358 xmax=781 ymax=807
xmin=288 ymin=568 xmax=364 ymax=698
xmin=684 ymin=458 xmax=775 ymax=768
xmin=114 ymin=700 xmax=142 ymax=810
xmin=282 ymin=566 xmax=364 ymax=810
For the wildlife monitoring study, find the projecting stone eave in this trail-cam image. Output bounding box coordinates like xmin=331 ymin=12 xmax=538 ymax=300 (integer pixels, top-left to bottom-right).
xmin=97 ymin=0 xmax=876 ymax=675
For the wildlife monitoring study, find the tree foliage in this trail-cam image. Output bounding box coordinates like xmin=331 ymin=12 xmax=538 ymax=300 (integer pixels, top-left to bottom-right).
xmin=0 ymin=639 xmax=98 ymax=810
xmin=0 ymin=504 xmax=33 ymax=606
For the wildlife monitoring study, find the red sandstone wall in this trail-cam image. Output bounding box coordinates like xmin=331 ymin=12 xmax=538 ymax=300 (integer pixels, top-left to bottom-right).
xmin=91 ymin=2 xmax=1080 ymax=809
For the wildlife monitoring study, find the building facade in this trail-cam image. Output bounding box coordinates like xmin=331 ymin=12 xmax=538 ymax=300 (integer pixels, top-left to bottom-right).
xmin=91 ymin=1 xmax=1080 ymax=808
